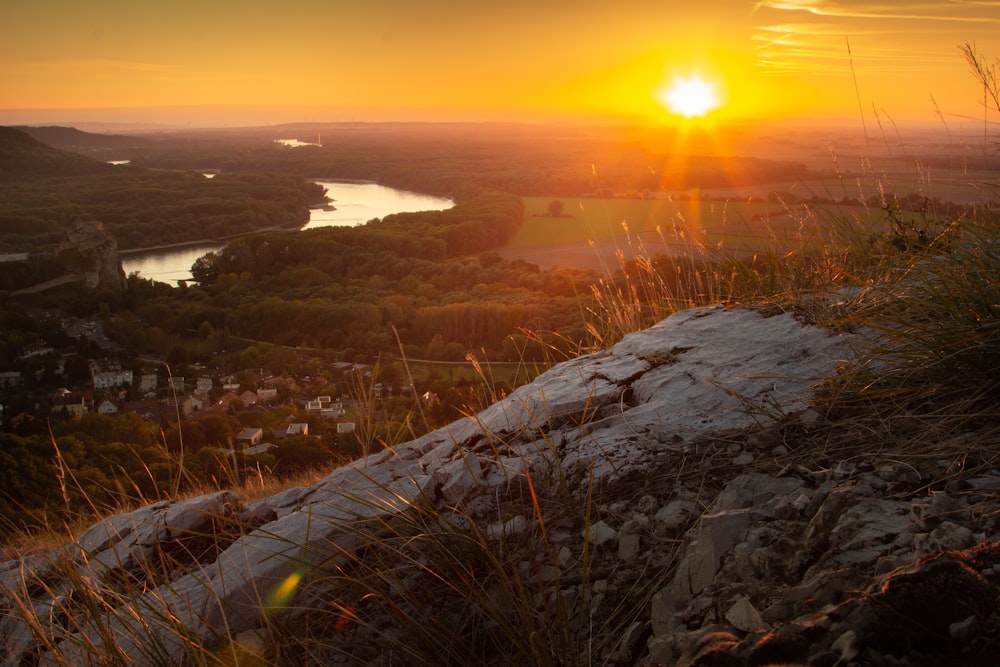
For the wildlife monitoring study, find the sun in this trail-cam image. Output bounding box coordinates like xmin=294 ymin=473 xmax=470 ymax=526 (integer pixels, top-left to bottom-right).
xmin=658 ymin=74 xmax=721 ymax=119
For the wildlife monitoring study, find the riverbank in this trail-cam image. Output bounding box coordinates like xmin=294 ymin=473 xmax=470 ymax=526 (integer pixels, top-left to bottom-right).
xmin=119 ymin=222 xmax=301 ymax=256
xmin=120 ymin=181 xmax=456 ymax=283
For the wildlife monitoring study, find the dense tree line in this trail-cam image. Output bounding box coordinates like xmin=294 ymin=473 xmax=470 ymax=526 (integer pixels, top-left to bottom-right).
xmin=0 ymin=170 xmax=325 ymax=252
xmin=117 ymin=186 xmax=588 ymax=364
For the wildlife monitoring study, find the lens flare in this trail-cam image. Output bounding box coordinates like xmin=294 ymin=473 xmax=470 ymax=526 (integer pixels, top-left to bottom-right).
xmin=659 ymin=75 xmax=720 ymax=118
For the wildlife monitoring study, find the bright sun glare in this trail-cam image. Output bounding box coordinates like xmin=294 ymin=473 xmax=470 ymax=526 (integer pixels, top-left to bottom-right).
xmin=659 ymin=75 xmax=720 ymax=119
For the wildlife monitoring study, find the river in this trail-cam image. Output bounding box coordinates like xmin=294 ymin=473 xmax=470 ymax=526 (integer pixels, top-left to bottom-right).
xmin=121 ymin=180 xmax=453 ymax=284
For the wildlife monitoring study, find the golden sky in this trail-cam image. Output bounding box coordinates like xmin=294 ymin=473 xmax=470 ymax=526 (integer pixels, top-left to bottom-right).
xmin=2 ymin=0 xmax=999 ymax=126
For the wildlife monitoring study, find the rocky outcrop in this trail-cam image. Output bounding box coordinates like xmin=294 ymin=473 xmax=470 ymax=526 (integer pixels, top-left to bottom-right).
xmin=1 ymin=305 xmax=996 ymax=665
xmin=10 ymin=221 xmax=127 ymax=297
xmin=58 ymin=220 xmax=127 ymax=295
xmin=647 ymin=465 xmax=1000 ymax=666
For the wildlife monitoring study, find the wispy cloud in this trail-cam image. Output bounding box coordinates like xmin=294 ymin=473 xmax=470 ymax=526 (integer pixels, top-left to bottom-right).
xmin=757 ymin=0 xmax=1000 ymax=22
xmin=752 ymin=0 xmax=1000 ymax=76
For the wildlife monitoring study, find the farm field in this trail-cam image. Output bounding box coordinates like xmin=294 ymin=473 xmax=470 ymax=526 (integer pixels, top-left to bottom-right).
xmin=501 ymin=150 xmax=991 ymax=272
xmin=501 ymin=194 xmax=867 ymax=271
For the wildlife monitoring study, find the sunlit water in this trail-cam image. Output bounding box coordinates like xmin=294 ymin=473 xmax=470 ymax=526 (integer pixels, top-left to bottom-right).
xmin=121 ymin=181 xmax=452 ymax=284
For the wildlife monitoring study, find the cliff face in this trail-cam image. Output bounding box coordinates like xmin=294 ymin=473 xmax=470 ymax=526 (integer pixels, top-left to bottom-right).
xmin=7 ymin=220 xmax=127 ymax=296
xmin=1 ymin=306 xmax=998 ymax=666
xmin=58 ymin=220 xmax=127 ymax=295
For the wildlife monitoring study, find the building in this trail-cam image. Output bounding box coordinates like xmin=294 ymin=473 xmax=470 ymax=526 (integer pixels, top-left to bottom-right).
xmin=139 ymin=374 xmax=158 ymax=393
xmin=235 ymin=427 xmax=263 ymax=448
xmin=305 ymin=395 xmax=344 ymax=416
xmin=239 ymin=390 xmax=259 ymax=407
xmin=219 ymin=442 xmax=276 ymax=457
xmin=96 ymin=395 xmax=119 ymax=415
xmin=213 ymin=391 xmax=240 ymax=412
xmin=0 ymin=371 xmax=22 ymax=388
xmin=93 ymin=369 xmax=133 ymax=390
xmin=285 ymin=423 xmax=309 ymax=437
xmin=182 ymin=393 xmax=209 ymax=416
xmin=51 ymin=390 xmax=93 ymax=418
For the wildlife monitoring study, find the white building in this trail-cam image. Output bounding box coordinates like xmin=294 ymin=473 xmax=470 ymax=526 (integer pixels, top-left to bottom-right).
xmin=93 ymin=369 xmax=133 ymax=390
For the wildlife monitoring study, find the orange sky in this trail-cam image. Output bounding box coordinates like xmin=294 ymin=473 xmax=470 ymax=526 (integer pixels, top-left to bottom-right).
xmin=2 ymin=0 xmax=999 ymax=127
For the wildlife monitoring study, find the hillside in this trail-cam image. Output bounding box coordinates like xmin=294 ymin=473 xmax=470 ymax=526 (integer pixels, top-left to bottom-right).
xmin=2 ymin=284 xmax=999 ymax=665
xmin=0 ymin=126 xmax=112 ymax=180
xmin=13 ymin=125 xmax=146 ymax=154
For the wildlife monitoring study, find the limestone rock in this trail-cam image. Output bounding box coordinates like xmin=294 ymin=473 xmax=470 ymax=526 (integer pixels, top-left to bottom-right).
xmin=0 ymin=305 xmax=905 ymax=665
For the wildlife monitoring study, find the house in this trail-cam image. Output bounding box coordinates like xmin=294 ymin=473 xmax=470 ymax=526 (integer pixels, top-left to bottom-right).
xmin=182 ymin=393 xmax=209 ymax=416
xmin=166 ymin=377 xmax=186 ymax=395
xmin=219 ymin=442 xmax=276 ymax=457
xmin=51 ymin=390 xmax=93 ymax=418
xmin=239 ymin=390 xmax=259 ymax=407
xmin=241 ymin=442 xmax=276 ymax=456
xmin=0 ymin=371 xmax=22 ymax=388
xmin=256 ymin=388 xmax=278 ymax=403
xmin=305 ymin=395 xmax=343 ymax=415
xmin=139 ymin=374 xmax=158 ymax=393
xmin=235 ymin=427 xmax=263 ymax=448
xmin=336 ymin=422 xmax=356 ymax=434
xmin=285 ymin=423 xmax=309 ymax=437
xmin=92 ymin=369 xmax=133 ymax=390
xmin=96 ymin=395 xmax=119 ymax=415
xmin=262 ymin=376 xmax=293 ymax=389
xmin=195 ymin=377 xmax=213 ymax=394
xmin=214 ymin=391 xmax=240 ymax=412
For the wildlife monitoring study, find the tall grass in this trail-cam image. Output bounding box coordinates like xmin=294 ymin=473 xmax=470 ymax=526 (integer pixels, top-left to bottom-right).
xmin=580 ymin=197 xmax=862 ymax=349
xmin=269 ymin=432 xmax=674 ymax=666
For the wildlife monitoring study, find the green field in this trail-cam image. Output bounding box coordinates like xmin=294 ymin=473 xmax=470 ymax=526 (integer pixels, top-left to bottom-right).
xmin=502 ymin=195 xmax=869 ymax=271
xmin=513 ymin=196 xmax=808 ymax=243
